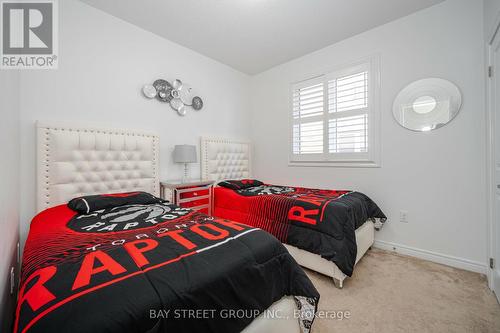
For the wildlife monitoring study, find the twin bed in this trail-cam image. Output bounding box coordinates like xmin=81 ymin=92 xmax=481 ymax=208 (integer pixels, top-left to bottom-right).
xmin=16 ymin=124 xmax=385 ymax=333
xmin=200 ymin=137 xmax=386 ymax=288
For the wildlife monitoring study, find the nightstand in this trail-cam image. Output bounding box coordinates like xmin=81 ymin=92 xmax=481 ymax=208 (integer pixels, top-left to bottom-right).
xmin=160 ymin=179 xmax=215 ymax=215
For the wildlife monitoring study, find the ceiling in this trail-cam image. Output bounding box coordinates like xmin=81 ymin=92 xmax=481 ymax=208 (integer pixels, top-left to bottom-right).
xmin=79 ymin=0 xmax=444 ymax=75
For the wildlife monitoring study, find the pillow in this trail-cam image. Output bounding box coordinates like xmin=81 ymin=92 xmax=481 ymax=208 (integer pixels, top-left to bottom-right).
xmin=68 ymin=191 xmax=164 ymax=214
xmin=218 ymin=179 xmax=264 ymax=190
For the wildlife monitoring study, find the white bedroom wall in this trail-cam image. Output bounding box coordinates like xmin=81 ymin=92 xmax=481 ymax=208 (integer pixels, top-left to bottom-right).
xmin=0 ymin=71 xmax=20 ymax=331
xmin=250 ymin=0 xmax=487 ymax=271
xmin=18 ymin=0 xmax=251 ymax=245
xmin=484 ymin=0 xmax=500 ymax=41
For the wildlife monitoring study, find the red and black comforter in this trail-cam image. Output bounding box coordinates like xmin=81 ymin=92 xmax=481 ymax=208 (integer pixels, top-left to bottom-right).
xmin=214 ymin=183 xmax=386 ymax=277
xmin=15 ymin=193 xmax=319 ymax=333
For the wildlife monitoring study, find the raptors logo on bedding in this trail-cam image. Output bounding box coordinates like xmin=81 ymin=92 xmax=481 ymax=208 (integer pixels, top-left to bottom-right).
xmin=67 ymin=204 xmax=192 ymax=233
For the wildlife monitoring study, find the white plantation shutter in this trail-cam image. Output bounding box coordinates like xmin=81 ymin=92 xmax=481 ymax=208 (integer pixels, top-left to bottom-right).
xmin=328 ymin=115 xmax=367 ymax=153
xmin=327 ymin=70 xmax=368 ymax=154
xmin=292 ymin=77 xmax=325 ymax=157
xmin=290 ymin=59 xmax=380 ymax=166
xmin=293 ymin=82 xmax=323 ymax=119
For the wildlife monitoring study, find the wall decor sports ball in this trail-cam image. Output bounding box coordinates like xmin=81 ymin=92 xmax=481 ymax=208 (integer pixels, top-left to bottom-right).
xmin=142 ymin=78 xmax=204 ymax=116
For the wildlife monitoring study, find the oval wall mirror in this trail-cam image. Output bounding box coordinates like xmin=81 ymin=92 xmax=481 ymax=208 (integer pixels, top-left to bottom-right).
xmin=392 ymin=78 xmax=462 ymax=132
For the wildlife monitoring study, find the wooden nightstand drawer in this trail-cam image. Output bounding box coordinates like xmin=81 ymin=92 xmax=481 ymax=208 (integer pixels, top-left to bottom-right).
xmin=160 ymin=180 xmax=215 ymax=215
xmin=179 ymin=188 xmax=209 ymax=199
xmin=180 ymin=197 xmax=209 ymax=208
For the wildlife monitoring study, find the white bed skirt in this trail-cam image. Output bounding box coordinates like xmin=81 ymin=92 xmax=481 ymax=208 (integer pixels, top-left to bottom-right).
xmin=284 ymin=220 xmax=375 ymax=287
xmin=242 ymin=296 xmax=300 ymax=333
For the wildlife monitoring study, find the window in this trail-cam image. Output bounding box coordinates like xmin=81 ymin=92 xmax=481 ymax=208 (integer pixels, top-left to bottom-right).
xmin=290 ymin=58 xmax=380 ymax=167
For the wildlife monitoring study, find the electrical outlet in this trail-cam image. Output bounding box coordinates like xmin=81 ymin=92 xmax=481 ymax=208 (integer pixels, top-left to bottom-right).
xmin=399 ymin=210 xmax=408 ymax=223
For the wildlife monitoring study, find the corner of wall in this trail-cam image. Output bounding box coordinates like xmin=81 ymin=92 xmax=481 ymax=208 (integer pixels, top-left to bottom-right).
xmin=0 ymin=70 xmax=21 ymax=333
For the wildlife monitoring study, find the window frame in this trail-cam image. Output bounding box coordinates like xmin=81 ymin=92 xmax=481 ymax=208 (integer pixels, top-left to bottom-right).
xmin=288 ymin=56 xmax=381 ymax=168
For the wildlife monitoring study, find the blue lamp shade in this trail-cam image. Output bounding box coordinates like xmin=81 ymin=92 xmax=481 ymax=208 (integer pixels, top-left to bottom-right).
xmin=173 ymin=145 xmax=197 ymax=163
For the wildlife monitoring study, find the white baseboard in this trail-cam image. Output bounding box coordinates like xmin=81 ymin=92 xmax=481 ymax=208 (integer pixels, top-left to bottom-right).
xmin=493 ymin=269 xmax=500 ymax=303
xmin=373 ymin=240 xmax=487 ymax=274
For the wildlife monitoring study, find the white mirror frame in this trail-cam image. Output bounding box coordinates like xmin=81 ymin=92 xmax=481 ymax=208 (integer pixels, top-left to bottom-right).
xmin=392 ymin=78 xmax=462 ymax=132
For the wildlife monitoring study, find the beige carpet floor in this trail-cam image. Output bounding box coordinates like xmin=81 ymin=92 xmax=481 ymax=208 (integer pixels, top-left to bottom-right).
xmin=306 ymin=248 xmax=500 ymax=333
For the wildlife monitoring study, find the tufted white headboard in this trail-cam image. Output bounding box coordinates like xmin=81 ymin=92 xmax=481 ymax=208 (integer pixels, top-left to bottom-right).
xmin=200 ymin=137 xmax=251 ymax=182
xmin=36 ymin=122 xmax=160 ymax=212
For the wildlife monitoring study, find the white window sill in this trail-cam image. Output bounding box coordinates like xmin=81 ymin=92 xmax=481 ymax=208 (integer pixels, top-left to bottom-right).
xmin=288 ymin=160 xmax=380 ymax=168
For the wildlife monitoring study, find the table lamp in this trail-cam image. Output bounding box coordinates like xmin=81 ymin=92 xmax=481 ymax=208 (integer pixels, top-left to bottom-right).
xmin=173 ymin=145 xmax=197 ymax=183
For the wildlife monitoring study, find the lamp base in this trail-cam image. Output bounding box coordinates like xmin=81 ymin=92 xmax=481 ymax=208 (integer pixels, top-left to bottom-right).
xmin=181 ymin=163 xmax=189 ymax=183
